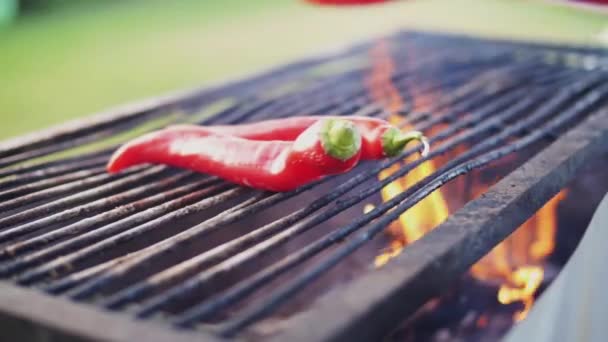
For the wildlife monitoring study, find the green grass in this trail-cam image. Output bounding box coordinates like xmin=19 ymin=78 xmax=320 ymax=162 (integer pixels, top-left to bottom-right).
xmin=0 ymin=0 xmax=606 ymax=140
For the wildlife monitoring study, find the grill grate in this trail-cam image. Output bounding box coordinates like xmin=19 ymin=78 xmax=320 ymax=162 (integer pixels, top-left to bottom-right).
xmin=1 ymin=31 xmax=608 ymax=341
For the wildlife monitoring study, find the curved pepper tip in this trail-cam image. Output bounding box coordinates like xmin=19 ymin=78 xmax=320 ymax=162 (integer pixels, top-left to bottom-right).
xmin=106 ymin=145 xmax=133 ymax=174
xmin=106 ymin=154 xmax=123 ymax=174
xmin=381 ymin=128 xmax=429 ymax=157
xmin=319 ymin=118 xmax=362 ymax=161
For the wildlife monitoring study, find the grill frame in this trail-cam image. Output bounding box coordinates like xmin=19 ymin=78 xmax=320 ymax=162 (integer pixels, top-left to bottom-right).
xmin=0 ymin=31 xmax=607 ymax=342
xmin=0 ymin=282 xmax=217 ymax=342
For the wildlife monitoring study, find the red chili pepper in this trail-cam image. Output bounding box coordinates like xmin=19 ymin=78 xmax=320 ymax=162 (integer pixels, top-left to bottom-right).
xmin=107 ymin=119 xmax=362 ymax=192
xmin=191 ymin=116 xmax=428 ymax=159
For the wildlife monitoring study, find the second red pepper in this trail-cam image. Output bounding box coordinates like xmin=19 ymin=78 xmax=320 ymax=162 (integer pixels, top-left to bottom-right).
xmin=173 ymin=116 xmax=428 ymax=159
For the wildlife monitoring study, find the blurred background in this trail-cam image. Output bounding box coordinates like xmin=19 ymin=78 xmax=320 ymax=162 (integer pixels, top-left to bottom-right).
xmin=0 ymin=0 xmax=606 ymax=140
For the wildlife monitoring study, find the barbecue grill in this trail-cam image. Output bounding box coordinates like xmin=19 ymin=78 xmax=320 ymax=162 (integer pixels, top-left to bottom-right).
xmin=1 ymin=31 xmax=607 ymax=342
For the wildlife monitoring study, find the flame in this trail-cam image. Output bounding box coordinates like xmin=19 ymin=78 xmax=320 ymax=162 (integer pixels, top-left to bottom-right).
xmin=497 ymin=266 xmax=544 ymax=321
xmin=366 ymin=40 xmax=449 ymax=267
xmin=471 ymin=190 xmax=566 ymax=321
xmin=365 ymin=39 xmax=566 ymax=323
xmin=363 ymin=204 xmax=375 ymax=214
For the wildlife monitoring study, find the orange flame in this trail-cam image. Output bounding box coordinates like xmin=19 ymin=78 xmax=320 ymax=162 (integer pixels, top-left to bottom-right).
xmin=363 ymin=203 xmax=375 ymax=214
xmin=365 ymin=39 xmax=567 ymax=323
xmin=366 ymin=40 xmax=449 ymax=267
xmin=472 ymin=190 xmax=566 ymax=321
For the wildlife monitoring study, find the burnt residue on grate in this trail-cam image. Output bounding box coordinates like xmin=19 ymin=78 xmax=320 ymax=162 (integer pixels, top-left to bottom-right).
xmin=0 ymin=31 xmax=607 ymax=341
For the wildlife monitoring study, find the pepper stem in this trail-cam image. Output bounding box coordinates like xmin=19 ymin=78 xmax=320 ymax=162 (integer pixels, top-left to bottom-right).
xmin=382 ymin=127 xmax=429 ymax=157
xmin=320 ymin=119 xmax=362 ymax=161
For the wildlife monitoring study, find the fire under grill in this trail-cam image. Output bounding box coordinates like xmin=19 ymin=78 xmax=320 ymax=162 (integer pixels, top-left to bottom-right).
xmin=1 ymin=31 xmax=608 ymax=342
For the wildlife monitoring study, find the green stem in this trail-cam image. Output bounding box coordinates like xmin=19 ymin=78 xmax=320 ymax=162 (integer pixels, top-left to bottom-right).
xmin=320 ymin=119 xmax=362 ymax=161
xmin=382 ymin=127 xmax=428 ymax=157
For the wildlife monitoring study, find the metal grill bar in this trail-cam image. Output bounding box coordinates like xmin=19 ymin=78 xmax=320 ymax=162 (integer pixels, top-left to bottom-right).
xmin=14 ymin=185 xmax=246 ymax=285
xmin=0 ymin=166 xmax=163 ymax=229
xmin=0 ymin=31 xmax=606 ymax=342
xmin=0 ymin=154 xmax=109 ymax=191
xmin=0 ymin=167 xmax=107 ymax=204
xmin=0 ymin=169 xmax=188 ymax=230
xmin=0 ymin=174 xmax=212 ymax=261
xmin=0 ymin=124 xmax=143 ymax=170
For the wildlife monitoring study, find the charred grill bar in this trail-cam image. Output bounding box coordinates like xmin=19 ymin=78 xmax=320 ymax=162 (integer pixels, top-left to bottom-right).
xmin=0 ymin=31 xmax=607 ymax=341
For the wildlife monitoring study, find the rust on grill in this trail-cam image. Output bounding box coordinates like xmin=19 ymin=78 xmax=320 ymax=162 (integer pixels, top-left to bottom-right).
xmin=0 ymin=31 xmax=607 ymax=342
